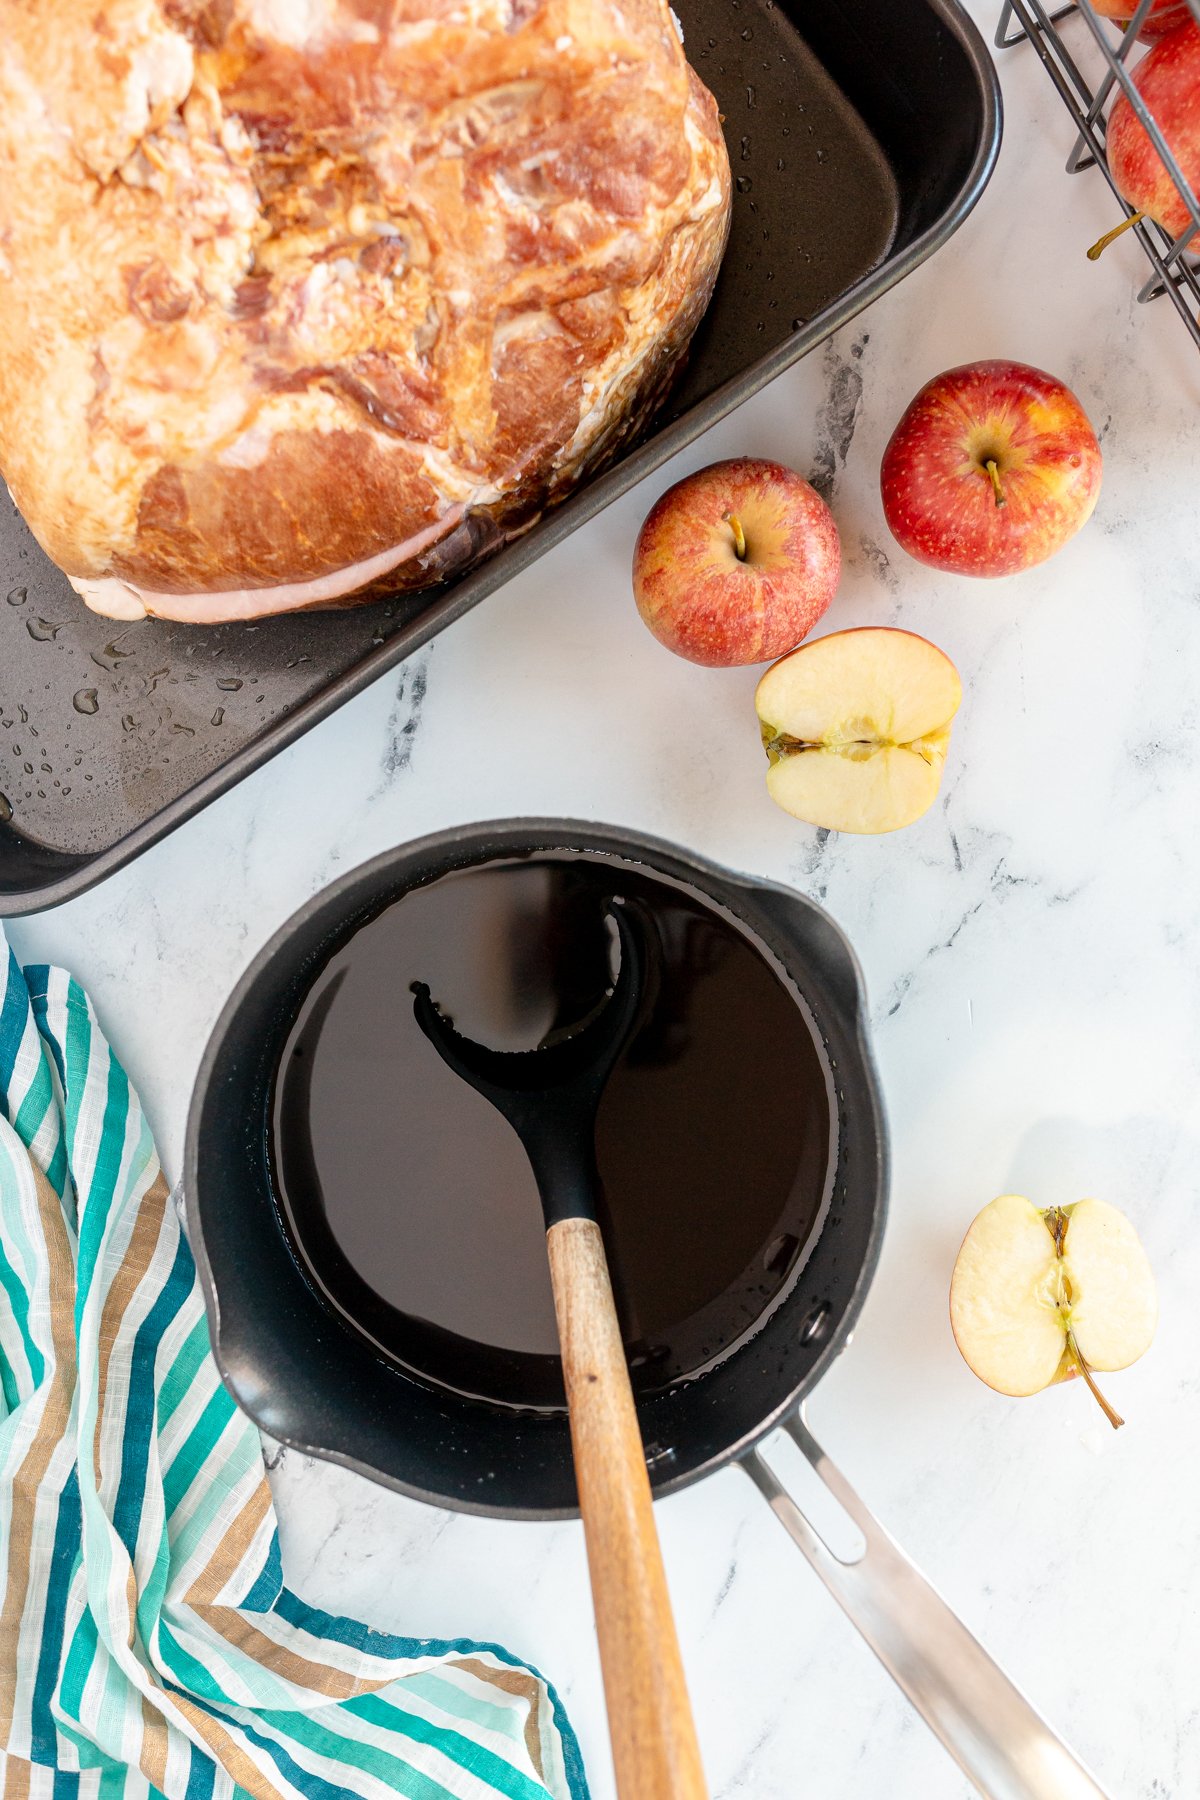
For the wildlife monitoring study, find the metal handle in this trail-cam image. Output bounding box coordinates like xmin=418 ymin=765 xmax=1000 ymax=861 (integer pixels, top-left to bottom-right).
xmin=742 ymin=1408 xmax=1110 ymax=1800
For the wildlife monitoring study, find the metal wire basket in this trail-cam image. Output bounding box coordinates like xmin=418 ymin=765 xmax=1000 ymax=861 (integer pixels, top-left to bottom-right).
xmin=996 ymin=0 xmax=1200 ymax=348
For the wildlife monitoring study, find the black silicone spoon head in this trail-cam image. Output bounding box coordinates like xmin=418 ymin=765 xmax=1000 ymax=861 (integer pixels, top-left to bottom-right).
xmin=410 ymin=900 xmax=645 ymax=1227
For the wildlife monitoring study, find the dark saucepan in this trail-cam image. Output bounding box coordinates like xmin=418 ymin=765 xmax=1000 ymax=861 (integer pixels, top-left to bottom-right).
xmin=187 ymin=820 xmax=1108 ymax=1800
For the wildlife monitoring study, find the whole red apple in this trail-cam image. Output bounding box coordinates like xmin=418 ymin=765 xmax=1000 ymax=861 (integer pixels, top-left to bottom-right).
xmin=880 ymin=361 xmax=1102 ymax=577
xmin=1107 ymin=18 xmax=1200 ymax=239
xmin=633 ymin=458 xmax=841 ymax=666
xmin=1090 ymin=0 xmax=1190 ymax=42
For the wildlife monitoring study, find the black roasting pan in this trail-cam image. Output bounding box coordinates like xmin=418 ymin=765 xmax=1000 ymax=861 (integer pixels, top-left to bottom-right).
xmin=0 ymin=0 xmax=1001 ymax=914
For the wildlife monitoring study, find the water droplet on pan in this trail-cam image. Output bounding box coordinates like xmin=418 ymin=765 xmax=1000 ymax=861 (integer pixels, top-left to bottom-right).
xmin=0 ymin=794 xmax=12 ymax=823
xmin=736 ymin=174 xmax=752 ymax=193
xmin=6 ymin=585 xmax=27 ymax=606
xmin=72 ymin=688 xmax=100 ymax=716
xmin=92 ymin=638 xmax=135 ymax=672
xmin=739 ymin=135 xmax=751 ymax=160
xmin=211 ymin=706 xmax=225 ymax=727
xmin=26 ymin=617 xmax=63 ymax=641
xmin=216 ymin=677 xmax=243 ymax=692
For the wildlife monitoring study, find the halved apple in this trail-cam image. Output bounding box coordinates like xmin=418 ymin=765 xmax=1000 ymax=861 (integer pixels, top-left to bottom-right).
xmin=949 ymin=1195 xmax=1158 ymax=1429
xmin=754 ymin=627 xmax=963 ymax=833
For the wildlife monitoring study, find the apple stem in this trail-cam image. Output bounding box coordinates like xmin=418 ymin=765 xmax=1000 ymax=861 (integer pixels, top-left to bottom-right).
xmin=1065 ymin=1326 xmax=1125 ymax=1431
xmin=724 ymin=511 xmax=748 ymax=561
xmin=984 ymin=458 xmax=1005 ymax=509
xmin=1087 ymin=211 xmax=1145 ymax=262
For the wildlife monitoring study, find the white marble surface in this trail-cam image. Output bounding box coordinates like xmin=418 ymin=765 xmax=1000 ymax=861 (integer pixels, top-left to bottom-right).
xmin=9 ymin=6 xmax=1200 ymax=1795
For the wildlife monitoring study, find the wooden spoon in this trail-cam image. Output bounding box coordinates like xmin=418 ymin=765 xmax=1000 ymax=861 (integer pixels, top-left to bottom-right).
xmin=412 ymin=903 xmax=707 ymax=1800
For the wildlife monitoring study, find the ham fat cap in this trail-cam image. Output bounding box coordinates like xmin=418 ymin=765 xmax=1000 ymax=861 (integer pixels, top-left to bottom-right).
xmin=0 ymin=0 xmax=730 ymax=623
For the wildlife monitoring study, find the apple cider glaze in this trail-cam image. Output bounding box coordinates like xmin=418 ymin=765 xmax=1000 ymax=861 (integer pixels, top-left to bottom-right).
xmin=271 ymin=852 xmax=836 ymax=1412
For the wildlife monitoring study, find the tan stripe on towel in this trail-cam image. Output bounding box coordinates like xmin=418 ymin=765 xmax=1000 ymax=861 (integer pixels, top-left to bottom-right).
xmin=138 ymin=1692 xmax=169 ymax=1793
xmin=2 ymin=1751 xmax=33 ymax=1798
xmin=452 ymin=1656 xmax=546 ymax=1779
xmin=0 ymin=1156 xmax=78 ymax=1740
xmin=184 ymin=1485 xmax=363 ymax=1699
xmin=148 ymin=1684 xmax=293 ymax=1800
xmin=181 ymin=1480 xmax=273 ymax=1612
xmin=92 ymin=1174 xmax=171 ymax=1493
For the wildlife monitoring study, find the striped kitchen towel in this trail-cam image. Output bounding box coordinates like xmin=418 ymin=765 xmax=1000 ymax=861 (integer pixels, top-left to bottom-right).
xmin=0 ymin=942 xmax=588 ymax=1800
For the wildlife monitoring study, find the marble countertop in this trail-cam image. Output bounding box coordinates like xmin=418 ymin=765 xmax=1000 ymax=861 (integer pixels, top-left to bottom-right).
xmin=9 ymin=4 xmax=1200 ymax=1794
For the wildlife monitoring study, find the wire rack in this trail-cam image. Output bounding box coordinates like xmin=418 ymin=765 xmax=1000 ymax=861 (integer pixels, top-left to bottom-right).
xmin=996 ymin=0 xmax=1200 ymax=349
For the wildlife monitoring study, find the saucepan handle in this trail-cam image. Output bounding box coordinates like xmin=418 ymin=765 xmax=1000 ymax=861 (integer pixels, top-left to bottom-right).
xmin=741 ymin=1407 xmax=1110 ymax=1800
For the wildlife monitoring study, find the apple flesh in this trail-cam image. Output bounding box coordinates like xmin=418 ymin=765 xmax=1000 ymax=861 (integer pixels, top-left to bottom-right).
xmin=633 ymin=457 xmax=841 ymax=666
xmin=949 ymin=1195 xmax=1157 ymax=1428
xmin=880 ymin=360 xmax=1103 ymax=577
xmin=754 ymin=627 xmax=962 ymax=834
xmin=1106 ymin=18 xmax=1200 ymax=241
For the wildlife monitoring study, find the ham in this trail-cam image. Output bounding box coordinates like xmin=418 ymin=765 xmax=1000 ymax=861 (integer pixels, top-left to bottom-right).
xmin=0 ymin=0 xmax=730 ymax=623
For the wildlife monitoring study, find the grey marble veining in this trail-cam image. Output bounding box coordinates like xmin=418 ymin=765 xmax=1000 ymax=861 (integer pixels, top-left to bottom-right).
xmin=8 ymin=4 xmax=1200 ymax=1793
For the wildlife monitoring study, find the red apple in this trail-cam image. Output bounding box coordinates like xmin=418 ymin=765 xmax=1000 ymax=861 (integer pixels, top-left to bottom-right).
xmin=1090 ymin=0 xmax=1190 ymax=43
xmin=633 ymin=458 xmax=841 ymax=666
xmin=880 ymin=361 xmax=1102 ymax=577
xmin=1107 ymin=18 xmax=1200 ymax=240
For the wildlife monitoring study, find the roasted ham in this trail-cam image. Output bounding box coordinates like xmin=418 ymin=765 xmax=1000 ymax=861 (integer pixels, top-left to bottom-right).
xmin=0 ymin=0 xmax=730 ymax=622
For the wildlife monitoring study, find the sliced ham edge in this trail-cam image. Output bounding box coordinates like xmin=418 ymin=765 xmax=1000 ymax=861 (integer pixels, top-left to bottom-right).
xmin=69 ymin=505 xmax=467 ymax=624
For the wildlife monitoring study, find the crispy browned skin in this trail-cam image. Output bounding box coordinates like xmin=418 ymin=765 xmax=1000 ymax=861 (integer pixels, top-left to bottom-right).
xmin=0 ymin=0 xmax=730 ymax=621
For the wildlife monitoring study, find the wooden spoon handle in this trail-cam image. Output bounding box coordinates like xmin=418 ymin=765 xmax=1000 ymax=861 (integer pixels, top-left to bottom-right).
xmin=546 ymin=1216 xmax=708 ymax=1800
